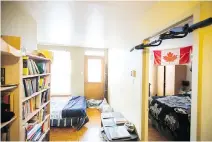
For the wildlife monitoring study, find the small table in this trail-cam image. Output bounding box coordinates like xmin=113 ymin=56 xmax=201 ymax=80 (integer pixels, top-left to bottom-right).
xmin=100 ymin=112 xmax=139 ymax=141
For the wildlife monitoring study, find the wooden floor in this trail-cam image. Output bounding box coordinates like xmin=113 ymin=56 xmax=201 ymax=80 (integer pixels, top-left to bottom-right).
xmin=50 ymin=108 xmax=102 ymax=141
xmin=50 ymin=108 xmax=168 ymax=141
xmin=148 ymin=121 xmax=168 ymax=141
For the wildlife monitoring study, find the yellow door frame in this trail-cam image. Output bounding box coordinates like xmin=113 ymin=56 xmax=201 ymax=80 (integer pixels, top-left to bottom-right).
xmin=140 ymin=3 xmax=210 ymax=141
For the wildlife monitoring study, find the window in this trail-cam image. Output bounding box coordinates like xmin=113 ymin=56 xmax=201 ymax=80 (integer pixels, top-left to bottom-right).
xmin=87 ymin=59 xmax=102 ymax=82
xmin=51 ymin=50 xmax=71 ymax=95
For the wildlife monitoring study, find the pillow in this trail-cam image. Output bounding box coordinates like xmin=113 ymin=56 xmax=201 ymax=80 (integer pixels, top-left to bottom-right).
xmin=98 ymin=98 xmax=113 ymax=112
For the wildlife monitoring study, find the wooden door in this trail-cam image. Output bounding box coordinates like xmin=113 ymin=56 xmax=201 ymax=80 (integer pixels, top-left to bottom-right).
xmin=84 ymin=56 xmax=105 ymax=100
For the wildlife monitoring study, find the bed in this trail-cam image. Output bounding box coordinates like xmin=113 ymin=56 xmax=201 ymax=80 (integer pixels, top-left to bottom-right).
xmin=50 ymin=96 xmax=89 ymax=130
xmin=149 ymin=93 xmax=191 ymax=141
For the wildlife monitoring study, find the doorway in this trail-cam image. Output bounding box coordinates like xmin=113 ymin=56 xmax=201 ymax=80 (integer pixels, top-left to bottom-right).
xmin=84 ymin=56 xmax=105 ymax=100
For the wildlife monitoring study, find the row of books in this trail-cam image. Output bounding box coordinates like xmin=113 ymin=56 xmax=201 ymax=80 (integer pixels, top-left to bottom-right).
xmin=23 ymin=77 xmax=50 ymax=98
xmin=25 ymin=117 xmax=49 ymax=141
xmin=39 ymin=77 xmax=50 ymax=91
xmin=23 ymin=57 xmax=49 ymax=75
xmin=38 ymin=107 xmax=47 ymax=123
xmin=22 ymin=90 xmax=49 ymax=120
xmin=22 ymin=98 xmax=36 ymax=120
xmin=23 ymin=78 xmax=38 ymax=97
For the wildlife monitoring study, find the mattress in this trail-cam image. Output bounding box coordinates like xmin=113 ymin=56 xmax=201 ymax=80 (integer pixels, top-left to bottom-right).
xmin=149 ymin=94 xmax=191 ymax=140
xmin=50 ymin=96 xmax=89 ymax=129
xmin=50 ymin=116 xmax=89 ymax=129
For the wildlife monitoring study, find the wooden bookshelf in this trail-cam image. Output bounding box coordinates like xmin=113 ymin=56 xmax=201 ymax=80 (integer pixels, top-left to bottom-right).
xmin=1 ymin=116 xmax=17 ymax=129
xmin=38 ymin=128 xmax=50 ymax=141
xmin=0 ymin=85 xmax=17 ymax=92
xmin=22 ymin=73 xmax=51 ymax=79
xmin=1 ymin=36 xmax=22 ymax=141
xmin=1 ymin=37 xmax=21 ymax=57
xmin=22 ymin=101 xmax=50 ymax=124
xmin=26 ymin=54 xmax=51 ymax=61
xmin=22 ymin=87 xmax=50 ymax=102
xmin=22 ymin=53 xmax=51 ymax=141
xmin=1 ymin=35 xmax=52 ymax=141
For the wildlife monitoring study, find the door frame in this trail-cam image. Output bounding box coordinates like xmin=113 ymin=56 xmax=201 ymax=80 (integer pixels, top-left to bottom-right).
xmin=141 ymin=7 xmax=201 ymax=141
xmin=84 ymin=55 xmax=105 ymax=99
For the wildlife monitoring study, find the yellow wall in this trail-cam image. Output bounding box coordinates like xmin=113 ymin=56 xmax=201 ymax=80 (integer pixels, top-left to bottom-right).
xmin=198 ymin=2 xmax=212 ymax=140
xmin=141 ymin=1 xmax=212 ymax=141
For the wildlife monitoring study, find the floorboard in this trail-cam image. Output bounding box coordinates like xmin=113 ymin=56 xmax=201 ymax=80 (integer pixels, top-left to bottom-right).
xmin=50 ymin=108 xmax=167 ymax=141
xmin=50 ymin=108 xmax=101 ymax=141
xmin=148 ymin=121 xmax=168 ymax=141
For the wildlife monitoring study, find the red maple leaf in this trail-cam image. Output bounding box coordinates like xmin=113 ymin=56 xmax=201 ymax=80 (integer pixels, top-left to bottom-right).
xmin=163 ymin=52 xmax=177 ymax=62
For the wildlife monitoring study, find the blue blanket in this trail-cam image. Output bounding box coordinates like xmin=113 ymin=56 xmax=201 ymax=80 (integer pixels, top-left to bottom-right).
xmin=62 ymin=96 xmax=87 ymax=118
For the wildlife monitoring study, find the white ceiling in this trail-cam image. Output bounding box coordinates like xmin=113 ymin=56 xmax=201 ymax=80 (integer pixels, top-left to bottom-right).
xmin=20 ymin=1 xmax=155 ymax=48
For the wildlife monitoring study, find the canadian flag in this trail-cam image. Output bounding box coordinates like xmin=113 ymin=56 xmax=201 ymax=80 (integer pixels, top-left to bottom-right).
xmin=153 ymin=46 xmax=192 ymax=65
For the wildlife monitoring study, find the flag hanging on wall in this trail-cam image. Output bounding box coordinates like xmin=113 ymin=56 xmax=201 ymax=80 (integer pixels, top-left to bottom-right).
xmin=153 ymin=46 xmax=192 ymax=65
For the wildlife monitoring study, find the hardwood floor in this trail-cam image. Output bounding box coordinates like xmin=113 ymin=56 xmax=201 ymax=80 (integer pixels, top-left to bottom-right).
xmin=50 ymin=108 xmax=167 ymax=141
xmin=50 ymin=108 xmax=102 ymax=141
xmin=148 ymin=122 xmax=168 ymax=141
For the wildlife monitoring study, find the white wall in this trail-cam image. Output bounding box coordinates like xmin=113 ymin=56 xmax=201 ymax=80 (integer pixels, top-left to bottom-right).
xmin=38 ymin=44 xmax=85 ymax=96
xmin=108 ymin=48 xmax=142 ymax=136
xmin=149 ymin=33 xmax=193 ymax=90
xmin=38 ymin=44 xmax=106 ymax=96
xmin=1 ymin=1 xmax=37 ymax=51
xmin=106 ymin=2 xmax=151 ymax=137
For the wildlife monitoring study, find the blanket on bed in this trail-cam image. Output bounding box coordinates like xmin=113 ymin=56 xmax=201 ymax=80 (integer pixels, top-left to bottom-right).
xmin=62 ymin=96 xmax=87 ymax=118
xmin=50 ymin=96 xmax=89 ymax=130
xmin=149 ymin=94 xmax=191 ymax=140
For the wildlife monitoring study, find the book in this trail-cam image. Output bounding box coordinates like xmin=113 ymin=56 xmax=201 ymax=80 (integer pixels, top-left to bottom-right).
xmin=39 ymin=78 xmax=44 ymax=90
xmin=108 ymin=126 xmax=130 ymax=140
xmin=37 ymin=63 xmax=46 ymax=74
xmin=102 ymin=112 xmax=113 ymax=119
xmin=31 ymin=60 xmax=40 ymax=74
xmin=27 ymin=60 xmax=33 ymax=75
xmin=30 ymin=59 xmax=38 ymax=74
xmin=42 ymin=119 xmax=49 ymax=132
xmin=27 ymin=124 xmax=41 ymax=140
xmin=23 ymin=56 xmax=29 ymax=75
xmin=35 ymin=95 xmax=41 ymax=109
xmin=1 ymin=68 xmax=5 ymax=85
xmin=28 ymin=79 xmax=34 ymax=95
xmin=31 ymin=78 xmax=38 ymax=93
xmin=102 ymin=118 xmax=115 ymax=127
xmin=23 ymin=79 xmax=30 ymax=97
xmin=114 ymin=117 xmax=128 ymax=125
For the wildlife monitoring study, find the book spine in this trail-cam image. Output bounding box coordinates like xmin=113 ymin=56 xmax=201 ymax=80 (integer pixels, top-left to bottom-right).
xmin=1 ymin=68 xmax=5 ymax=85
xmin=23 ymin=56 xmax=29 ymax=75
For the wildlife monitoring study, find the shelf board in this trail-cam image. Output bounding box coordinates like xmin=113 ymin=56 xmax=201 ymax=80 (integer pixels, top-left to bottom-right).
xmin=0 ymin=85 xmax=17 ymax=92
xmin=1 ymin=116 xmax=16 ymax=129
xmin=26 ymin=54 xmax=50 ymax=61
xmin=1 ymin=38 xmax=21 ymax=57
xmin=22 ymin=73 xmax=51 ymax=79
xmin=22 ymin=101 xmax=50 ymax=124
xmin=22 ymin=87 xmax=50 ymax=102
xmin=38 ymin=128 xmax=50 ymax=141
xmin=41 ymin=114 xmax=50 ymax=125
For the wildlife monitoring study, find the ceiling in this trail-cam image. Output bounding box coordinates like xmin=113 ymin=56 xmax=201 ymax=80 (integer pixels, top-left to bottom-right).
xmin=20 ymin=1 xmax=155 ymax=48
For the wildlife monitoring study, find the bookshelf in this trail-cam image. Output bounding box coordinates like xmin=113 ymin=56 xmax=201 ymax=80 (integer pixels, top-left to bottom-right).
xmin=0 ymin=85 xmax=17 ymax=92
xmin=1 ymin=116 xmax=17 ymax=129
xmin=21 ymin=52 xmax=51 ymax=141
xmin=1 ymin=35 xmax=51 ymax=141
xmin=1 ymin=36 xmax=22 ymax=141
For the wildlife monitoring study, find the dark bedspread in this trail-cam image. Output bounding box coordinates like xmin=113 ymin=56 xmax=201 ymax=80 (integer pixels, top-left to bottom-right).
xmin=50 ymin=96 xmax=88 ymax=130
xmin=62 ymin=96 xmax=87 ymax=118
xmin=149 ymin=94 xmax=191 ymax=141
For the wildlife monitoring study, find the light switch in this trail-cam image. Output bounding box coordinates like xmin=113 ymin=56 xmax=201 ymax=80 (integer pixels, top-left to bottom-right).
xmin=131 ymin=70 xmax=136 ymax=77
